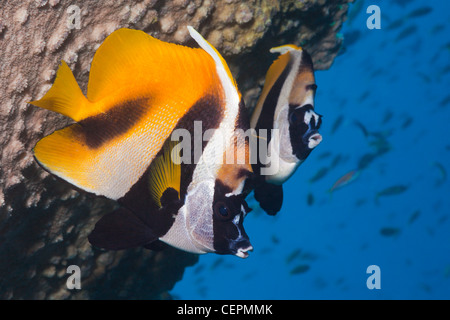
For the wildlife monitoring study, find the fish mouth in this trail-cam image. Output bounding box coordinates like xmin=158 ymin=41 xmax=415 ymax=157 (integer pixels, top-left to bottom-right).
xmin=307 ymin=132 xmax=322 ymax=149
xmin=234 ymin=245 xmax=253 ymax=259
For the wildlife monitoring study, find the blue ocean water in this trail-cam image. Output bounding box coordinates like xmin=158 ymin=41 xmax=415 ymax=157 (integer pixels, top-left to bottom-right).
xmin=172 ymin=0 xmax=450 ymax=299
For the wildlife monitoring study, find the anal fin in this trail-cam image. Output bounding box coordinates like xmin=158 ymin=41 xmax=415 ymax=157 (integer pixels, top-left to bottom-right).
xmin=88 ymin=207 xmax=157 ymax=250
xmin=143 ymin=240 xmax=170 ymax=251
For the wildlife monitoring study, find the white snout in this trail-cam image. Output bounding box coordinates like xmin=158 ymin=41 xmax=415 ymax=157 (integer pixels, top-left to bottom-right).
xmin=308 ymin=133 xmax=322 ymax=149
xmin=235 ymin=245 xmax=253 ymax=258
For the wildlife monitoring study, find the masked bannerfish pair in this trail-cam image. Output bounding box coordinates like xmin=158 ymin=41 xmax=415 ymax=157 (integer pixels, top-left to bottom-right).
xmin=245 ymin=44 xmax=323 ymax=215
xmin=31 ymin=27 xmax=322 ymax=258
xmin=30 ymin=27 xmax=254 ymax=258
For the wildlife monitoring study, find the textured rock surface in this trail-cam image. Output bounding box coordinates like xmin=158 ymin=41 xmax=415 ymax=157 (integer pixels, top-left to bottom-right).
xmin=0 ymin=0 xmax=353 ymax=299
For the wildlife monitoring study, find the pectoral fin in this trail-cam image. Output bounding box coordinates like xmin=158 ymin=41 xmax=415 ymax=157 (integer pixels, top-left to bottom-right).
xmin=88 ymin=207 xmax=157 ymax=250
xmin=254 ymin=180 xmax=283 ymax=215
xmin=148 ymin=141 xmax=181 ymax=208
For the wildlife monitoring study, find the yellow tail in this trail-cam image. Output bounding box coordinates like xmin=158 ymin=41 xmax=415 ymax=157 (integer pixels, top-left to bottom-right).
xmin=29 ymin=61 xmax=90 ymax=122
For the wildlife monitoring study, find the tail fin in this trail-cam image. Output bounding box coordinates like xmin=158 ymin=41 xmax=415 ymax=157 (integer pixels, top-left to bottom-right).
xmin=29 ymin=61 xmax=90 ymax=122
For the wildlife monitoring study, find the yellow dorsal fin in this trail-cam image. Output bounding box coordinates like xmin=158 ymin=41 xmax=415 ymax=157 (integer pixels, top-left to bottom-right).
xmin=29 ymin=61 xmax=91 ymax=122
xmin=250 ymin=47 xmax=292 ymax=128
xmin=148 ymin=141 xmax=181 ymax=208
xmin=263 ymin=44 xmax=302 ymax=95
xmin=86 ymin=28 xmax=213 ymax=103
xmin=30 ymin=28 xmax=221 ymax=123
xmin=270 ymin=44 xmax=302 ymax=55
xmin=264 ymin=45 xmax=300 ymax=87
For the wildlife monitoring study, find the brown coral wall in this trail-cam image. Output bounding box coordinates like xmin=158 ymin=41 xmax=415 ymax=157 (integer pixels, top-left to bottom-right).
xmin=0 ymin=0 xmax=353 ymax=299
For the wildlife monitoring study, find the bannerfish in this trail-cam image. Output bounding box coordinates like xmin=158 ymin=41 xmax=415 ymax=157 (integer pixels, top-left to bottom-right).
xmin=245 ymin=44 xmax=322 ymax=215
xmin=30 ymin=27 xmax=254 ymax=258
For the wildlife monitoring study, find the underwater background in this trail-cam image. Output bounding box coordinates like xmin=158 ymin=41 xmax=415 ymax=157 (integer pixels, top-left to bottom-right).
xmin=172 ymin=0 xmax=450 ymax=299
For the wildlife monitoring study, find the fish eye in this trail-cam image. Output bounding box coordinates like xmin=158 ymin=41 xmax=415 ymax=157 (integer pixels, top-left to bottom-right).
xmin=219 ymin=205 xmax=229 ymax=216
xmin=289 ymin=108 xmax=305 ymax=126
xmin=289 ymin=111 xmax=299 ymax=125
xmin=214 ymin=201 xmax=231 ymax=220
xmin=289 ymin=105 xmax=314 ymax=127
xmin=306 ymin=84 xmax=318 ymax=92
